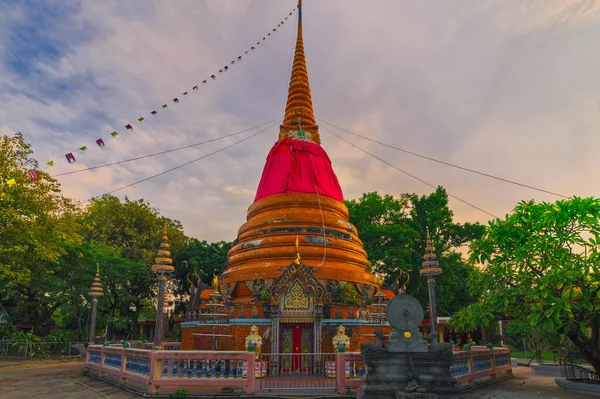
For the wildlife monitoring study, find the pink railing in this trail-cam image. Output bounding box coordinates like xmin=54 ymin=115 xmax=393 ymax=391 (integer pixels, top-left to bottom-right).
xmin=86 ymin=345 xmax=256 ymax=394
xmin=87 ymin=346 xmax=511 ymax=394
xmin=336 ymin=352 xmax=366 ymax=394
xmin=452 ymin=347 xmax=512 ymax=389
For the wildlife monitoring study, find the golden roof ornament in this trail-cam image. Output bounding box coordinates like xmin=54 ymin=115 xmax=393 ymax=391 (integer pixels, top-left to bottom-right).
xmin=88 ymin=264 xmax=104 ymax=297
xmin=212 ymin=274 xmax=220 ymax=294
xmin=152 ymin=224 xmax=174 ymax=274
xmin=294 ymin=235 xmax=301 ymax=264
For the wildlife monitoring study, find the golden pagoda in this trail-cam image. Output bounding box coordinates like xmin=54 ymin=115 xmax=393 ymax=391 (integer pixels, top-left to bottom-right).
xmin=183 ymin=1 xmax=379 ymax=358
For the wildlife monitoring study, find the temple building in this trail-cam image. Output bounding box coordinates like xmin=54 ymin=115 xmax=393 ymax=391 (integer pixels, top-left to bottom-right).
xmin=182 ymin=1 xmax=384 ymax=357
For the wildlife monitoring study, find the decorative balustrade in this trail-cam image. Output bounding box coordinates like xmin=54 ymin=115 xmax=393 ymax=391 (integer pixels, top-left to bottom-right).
xmin=86 ymin=346 xmax=256 ymax=394
xmin=336 ymin=353 xmax=366 ymax=393
xmin=86 ymin=346 xmax=511 ymax=394
xmin=452 ymin=347 xmax=512 ymax=389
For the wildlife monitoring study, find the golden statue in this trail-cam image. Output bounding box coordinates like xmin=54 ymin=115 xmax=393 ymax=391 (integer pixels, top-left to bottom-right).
xmin=332 ymin=325 xmax=350 ymax=352
xmin=376 ymin=274 xmax=384 ymax=293
xmin=212 ymin=274 xmax=220 ymax=294
xmin=294 ymin=235 xmax=301 ymax=264
xmin=245 ymin=325 xmax=263 ymax=358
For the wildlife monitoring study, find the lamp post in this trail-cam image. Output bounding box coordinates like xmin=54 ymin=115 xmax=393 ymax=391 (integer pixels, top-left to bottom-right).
xmin=88 ymin=264 xmax=104 ymax=345
xmin=420 ymin=231 xmax=442 ymax=341
xmin=153 ymin=225 xmax=174 ymax=348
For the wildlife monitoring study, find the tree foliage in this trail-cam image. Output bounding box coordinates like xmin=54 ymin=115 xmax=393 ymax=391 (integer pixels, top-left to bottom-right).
xmin=450 ymin=197 xmax=600 ymax=372
xmin=172 ymin=239 xmax=232 ymax=314
xmin=0 ymin=132 xmax=81 ymax=334
xmin=346 ymin=187 xmax=485 ymax=314
xmin=79 ymin=194 xmax=187 ymax=338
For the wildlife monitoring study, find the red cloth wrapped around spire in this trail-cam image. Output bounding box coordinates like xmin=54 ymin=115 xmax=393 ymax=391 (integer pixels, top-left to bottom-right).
xmin=254 ymin=139 xmax=344 ymax=202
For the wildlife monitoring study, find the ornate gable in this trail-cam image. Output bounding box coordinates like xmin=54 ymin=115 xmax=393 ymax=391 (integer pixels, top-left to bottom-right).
xmin=269 ymin=259 xmax=330 ymax=306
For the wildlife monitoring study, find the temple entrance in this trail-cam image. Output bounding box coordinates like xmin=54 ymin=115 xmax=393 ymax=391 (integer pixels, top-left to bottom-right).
xmin=280 ymin=324 xmax=313 ymax=373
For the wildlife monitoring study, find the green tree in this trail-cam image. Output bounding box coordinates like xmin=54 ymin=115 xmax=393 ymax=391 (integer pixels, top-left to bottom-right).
xmin=346 ymin=187 xmax=485 ymax=314
xmin=53 ymin=241 xmax=147 ymax=340
xmin=450 ymin=197 xmax=600 ymax=373
xmin=172 ymin=239 xmax=232 ymax=314
xmin=80 ymin=194 xmax=187 ymax=338
xmin=0 ymin=132 xmax=81 ymax=334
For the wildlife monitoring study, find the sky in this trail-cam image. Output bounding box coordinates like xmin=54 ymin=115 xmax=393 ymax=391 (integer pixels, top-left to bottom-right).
xmin=1 ymin=0 xmax=600 ymax=242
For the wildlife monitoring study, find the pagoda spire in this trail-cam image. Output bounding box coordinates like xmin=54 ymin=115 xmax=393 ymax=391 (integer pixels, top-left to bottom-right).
xmin=279 ymin=0 xmax=321 ymax=144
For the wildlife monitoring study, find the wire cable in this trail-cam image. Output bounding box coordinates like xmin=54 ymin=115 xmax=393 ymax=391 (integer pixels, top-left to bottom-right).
xmin=84 ymin=121 xmax=279 ymax=202
xmin=53 ymin=118 xmax=281 ymax=177
xmin=318 ymin=119 xmax=569 ymax=199
xmin=321 ymin=125 xmax=499 ymax=219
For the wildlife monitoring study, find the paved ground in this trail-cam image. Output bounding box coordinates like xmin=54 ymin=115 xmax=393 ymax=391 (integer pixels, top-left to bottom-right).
xmin=0 ymin=360 xmax=594 ymax=398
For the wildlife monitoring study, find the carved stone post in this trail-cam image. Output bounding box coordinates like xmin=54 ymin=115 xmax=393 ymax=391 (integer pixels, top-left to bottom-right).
xmin=154 ymin=275 xmax=167 ymax=347
xmin=270 ymin=304 xmax=280 ymax=376
xmin=88 ymin=264 xmax=104 ymax=345
xmin=314 ymin=303 xmax=323 ymax=374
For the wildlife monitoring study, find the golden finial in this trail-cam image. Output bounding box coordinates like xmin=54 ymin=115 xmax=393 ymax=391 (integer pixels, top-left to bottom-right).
xmin=279 ymin=0 xmax=320 ymax=144
xmin=294 ymin=235 xmax=301 ymax=264
xmin=212 ymin=274 xmax=220 ymax=294
xmin=152 ymin=225 xmax=174 ymax=274
xmin=88 ymin=263 xmax=104 ymax=297
xmin=376 ymin=274 xmax=384 ymax=293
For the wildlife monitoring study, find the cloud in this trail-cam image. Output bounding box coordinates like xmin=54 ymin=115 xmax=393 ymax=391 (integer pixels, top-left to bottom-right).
xmin=1 ymin=0 xmax=600 ymax=242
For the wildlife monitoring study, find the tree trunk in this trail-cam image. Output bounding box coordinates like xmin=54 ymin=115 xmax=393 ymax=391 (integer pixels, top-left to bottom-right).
xmin=567 ymin=323 xmax=600 ymax=374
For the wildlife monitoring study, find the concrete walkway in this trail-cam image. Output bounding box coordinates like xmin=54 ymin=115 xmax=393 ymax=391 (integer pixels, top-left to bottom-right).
xmin=0 ymin=360 xmax=594 ymax=398
xmin=462 ymin=367 xmax=591 ymax=399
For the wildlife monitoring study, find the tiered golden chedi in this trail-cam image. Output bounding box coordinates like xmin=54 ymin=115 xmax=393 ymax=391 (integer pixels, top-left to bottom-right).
xmin=220 ymin=2 xmax=377 ymax=303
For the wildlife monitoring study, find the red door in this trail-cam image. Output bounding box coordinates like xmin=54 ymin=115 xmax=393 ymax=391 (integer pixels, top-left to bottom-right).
xmin=280 ymin=324 xmax=313 ymax=373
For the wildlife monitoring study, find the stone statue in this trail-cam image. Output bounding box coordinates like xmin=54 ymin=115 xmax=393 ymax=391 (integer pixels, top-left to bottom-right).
xmin=332 ymin=325 xmax=350 ymax=352
xmin=361 ymin=330 xmax=386 ymax=352
xmin=245 ymin=325 xmax=262 ymax=358
xmin=359 ymin=292 xmax=461 ymax=398
xmin=212 ymin=274 xmax=219 ymax=294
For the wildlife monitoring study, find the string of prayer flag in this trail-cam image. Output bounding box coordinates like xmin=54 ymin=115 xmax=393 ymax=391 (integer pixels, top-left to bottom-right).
xmin=36 ymin=7 xmax=296 ymax=167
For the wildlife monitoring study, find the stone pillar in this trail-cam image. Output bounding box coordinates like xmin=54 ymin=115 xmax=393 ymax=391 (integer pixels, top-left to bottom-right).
xmin=270 ymin=304 xmax=280 ymax=376
xmin=427 ymin=276 xmax=439 ymax=341
xmin=314 ymin=304 xmax=323 ymax=375
xmin=500 ymin=320 xmax=508 ymax=346
xmin=89 ymin=297 xmax=99 ymax=345
xmin=153 ymin=275 xmax=167 ymax=347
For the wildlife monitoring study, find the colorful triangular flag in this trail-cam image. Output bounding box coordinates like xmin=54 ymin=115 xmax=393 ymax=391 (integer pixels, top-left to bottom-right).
xmin=161 ymin=104 xmax=168 ymax=108
xmin=210 ymin=75 xmax=216 ymax=80
xmin=125 ymin=124 xmax=133 ymax=131
xmin=47 ymin=160 xmax=54 ymax=167
xmin=151 ymin=110 xmax=158 ymax=116
xmin=173 ymin=98 xmax=179 ymax=103
xmin=183 ymin=91 xmax=188 ymax=95
xmin=28 ymin=170 xmax=39 ymax=181
xmin=138 ymin=117 xmax=144 ymax=122
xmin=65 ymin=153 xmax=76 ymax=164
xmin=110 ymin=131 xmax=118 ymax=137
xmin=6 ymin=178 xmax=16 ymax=185
xmin=192 ymin=85 xmax=199 ymax=90
xmin=96 ymin=139 xmax=105 ymax=147
xmin=79 ymin=146 xmax=88 ymax=152
xmin=202 ymin=80 xmax=207 ymax=84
